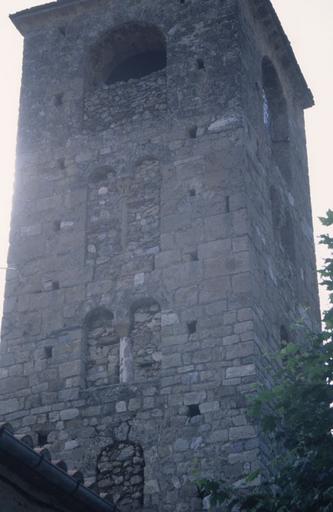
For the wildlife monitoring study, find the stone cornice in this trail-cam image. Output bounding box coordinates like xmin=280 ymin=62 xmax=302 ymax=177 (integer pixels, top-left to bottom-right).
xmin=10 ymin=0 xmax=313 ymax=109
xmin=10 ymin=0 xmax=105 ymax=35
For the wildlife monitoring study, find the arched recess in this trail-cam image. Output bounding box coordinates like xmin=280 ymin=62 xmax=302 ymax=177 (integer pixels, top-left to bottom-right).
xmin=84 ymin=307 xmax=119 ymax=387
xmin=96 ymin=442 xmax=145 ymax=511
xmin=130 ymin=299 xmax=161 ymax=383
xmin=90 ymin=23 xmax=167 ymax=86
xmin=262 ymin=57 xmax=291 ymax=184
xmin=86 ymin=166 xmax=122 ymax=264
xmin=127 ymin=158 xmax=161 ymax=253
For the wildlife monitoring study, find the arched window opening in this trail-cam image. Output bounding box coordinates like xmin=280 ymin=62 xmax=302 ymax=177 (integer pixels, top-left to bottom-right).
xmin=130 ymin=299 xmax=161 ymax=383
xmin=91 ymin=24 xmax=166 ymax=86
xmin=262 ymin=57 xmax=291 ymax=184
xmin=96 ymin=442 xmax=145 ymax=512
xmin=106 ymin=49 xmax=166 ymax=85
xmin=84 ymin=308 xmax=119 ymax=387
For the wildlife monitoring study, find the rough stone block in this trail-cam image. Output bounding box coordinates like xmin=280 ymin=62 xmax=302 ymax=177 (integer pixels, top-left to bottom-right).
xmin=184 ymin=391 xmax=206 ymax=405
xmin=60 ymin=408 xmax=80 ymax=421
xmin=199 ymin=401 xmax=220 ymax=413
xmin=226 ymin=342 xmax=254 ymax=360
xmin=209 ymin=429 xmax=229 ymax=443
xmin=0 ymin=398 xmax=20 ymax=415
xmin=229 ymin=426 xmax=256 ymax=441
xmin=59 ymin=361 xmax=81 ymax=380
xmin=198 ymin=239 xmax=232 ymax=260
xmin=226 ymin=364 xmax=256 ymax=379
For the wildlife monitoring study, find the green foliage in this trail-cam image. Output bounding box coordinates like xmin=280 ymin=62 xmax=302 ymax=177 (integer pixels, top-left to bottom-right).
xmin=320 ymin=209 xmax=333 ymax=329
xmin=198 ymin=212 xmax=333 ymax=511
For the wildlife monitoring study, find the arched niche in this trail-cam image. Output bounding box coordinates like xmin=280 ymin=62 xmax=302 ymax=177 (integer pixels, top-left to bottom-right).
xmin=130 ymin=299 xmax=161 ymax=383
xmin=127 ymin=156 xmax=161 ymax=253
xmin=84 ymin=307 xmax=120 ymax=387
xmin=86 ymin=164 xmax=122 ymax=261
xmin=90 ymin=23 xmax=167 ymax=86
xmin=96 ymin=441 xmax=145 ymax=512
xmin=262 ymin=57 xmax=291 ymax=184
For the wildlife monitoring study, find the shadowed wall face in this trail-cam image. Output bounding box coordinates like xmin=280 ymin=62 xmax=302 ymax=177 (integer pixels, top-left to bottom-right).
xmin=106 ymin=50 xmax=167 ymax=84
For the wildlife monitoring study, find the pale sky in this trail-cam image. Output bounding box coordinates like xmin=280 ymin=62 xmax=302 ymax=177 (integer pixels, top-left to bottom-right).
xmin=0 ymin=1 xmax=332 ymax=317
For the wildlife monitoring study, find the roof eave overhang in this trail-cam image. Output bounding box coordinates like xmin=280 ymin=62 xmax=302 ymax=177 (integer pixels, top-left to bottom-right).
xmin=10 ymin=0 xmax=103 ymax=36
xmin=251 ymin=0 xmax=314 ymax=109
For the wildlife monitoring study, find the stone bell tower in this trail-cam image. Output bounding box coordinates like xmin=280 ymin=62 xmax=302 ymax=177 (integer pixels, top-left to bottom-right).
xmin=0 ymin=0 xmax=319 ymax=511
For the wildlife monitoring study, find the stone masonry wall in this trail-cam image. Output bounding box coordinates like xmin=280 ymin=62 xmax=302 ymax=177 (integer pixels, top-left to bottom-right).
xmin=0 ymin=1 xmax=319 ymax=511
xmin=85 ymin=308 xmax=119 ymax=388
xmin=239 ymin=1 xmax=320 ymax=354
xmin=84 ymin=69 xmax=167 ymax=132
xmin=96 ymin=441 xmax=145 ymax=511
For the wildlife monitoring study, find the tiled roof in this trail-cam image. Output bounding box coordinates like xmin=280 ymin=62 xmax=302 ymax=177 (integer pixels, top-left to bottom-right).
xmin=0 ymin=422 xmax=115 ymax=512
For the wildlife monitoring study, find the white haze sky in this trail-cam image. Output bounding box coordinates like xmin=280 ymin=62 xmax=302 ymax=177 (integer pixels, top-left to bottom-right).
xmin=0 ymin=1 xmax=332 ymax=317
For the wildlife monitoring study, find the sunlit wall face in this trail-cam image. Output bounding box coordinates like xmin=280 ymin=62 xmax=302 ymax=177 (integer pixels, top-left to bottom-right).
xmin=0 ymin=0 xmax=332 ymax=317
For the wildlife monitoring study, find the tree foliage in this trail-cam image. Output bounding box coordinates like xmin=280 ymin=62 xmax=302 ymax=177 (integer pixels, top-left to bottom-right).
xmin=198 ymin=211 xmax=333 ymax=511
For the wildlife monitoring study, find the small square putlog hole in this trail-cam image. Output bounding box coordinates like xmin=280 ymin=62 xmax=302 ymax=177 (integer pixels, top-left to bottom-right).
xmin=190 ymin=250 xmax=199 ymax=262
xmin=187 ymin=404 xmax=201 ymax=418
xmin=280 ymin=325 xmax=289 ymax=347
xmin=54 ymin=93 xmax=64 ymax=107
xmin=188 ymin=126 xmax=198 ymax=139
xmin=37 ymin=432 xmax=48 ymax=447
xmin=54 ymin=220 xmax=61 ymax=232
xmin=58 ymin=158 xmax=66 ymax=170
xmin=44 ymin=346 xmax=53 ymax=359
xmin=187 ymin=321 xmax=197 ymax=335
xmin=225 ymin=196 xmax=230 ymax=213
xmin=197 ymin=58 xmax=205 ymax=70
